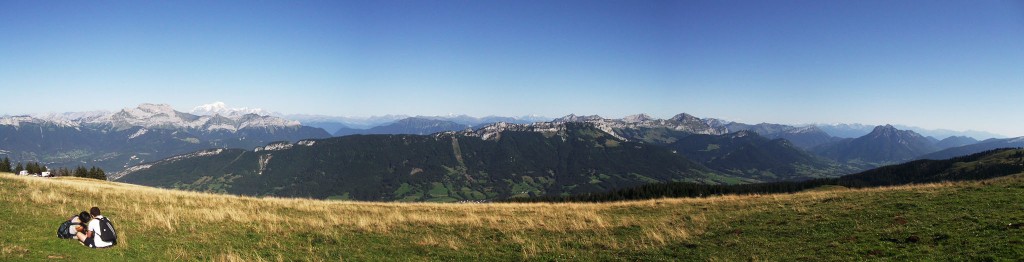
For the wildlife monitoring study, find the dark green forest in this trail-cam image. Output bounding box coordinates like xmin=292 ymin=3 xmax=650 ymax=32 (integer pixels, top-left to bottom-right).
xmin=507 ymin=148 xmax=1024 ymax=203
xmin=121 ymin=124 xmax=721 ymax=201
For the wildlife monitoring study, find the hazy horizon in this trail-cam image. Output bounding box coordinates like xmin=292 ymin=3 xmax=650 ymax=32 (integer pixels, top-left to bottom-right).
xmin=0 ymin=101 xmax=1004 ymax=139
xmin=2 ymin=1 xmax=1022 ymax=136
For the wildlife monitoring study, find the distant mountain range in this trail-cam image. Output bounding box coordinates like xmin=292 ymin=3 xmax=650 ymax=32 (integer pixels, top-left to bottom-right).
xmin=812 ymin=125 xmax=939 ymax=165
xmin=0 ymin=104 xmax=330 ymax=173
xmin=301 ymin=113 xmax=1005 ymax=143
xmin=4 ymin=103 xmax=1020 ymax=203
xmin=189 ymin=101 xmax=273 ymax=117
xmin=333 ymin=117 xmax=472 ymax=136
xmin=814 ymin=123 xmax=1004 ymax=140
xmin=354 ymin=113 xmax=992 ymax=151
xmin=183 ymin=101 xmax=1008 ymax=140
xmin=536 ymin=114 xmax=1006 ymax=166
xmin=287 ymin=114 xmax=549 ymax=133
xmin=918 ymin=137 xmax=1024 ymax=160
xmin=113 ymin=114 xmax=1021 ymax=201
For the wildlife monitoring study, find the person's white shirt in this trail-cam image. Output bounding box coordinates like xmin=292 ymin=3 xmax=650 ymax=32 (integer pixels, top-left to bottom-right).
xmin=88 ymin=215 xmax=113 ymax=248
xmin=67 ymin=224 xmax=80 ymax=235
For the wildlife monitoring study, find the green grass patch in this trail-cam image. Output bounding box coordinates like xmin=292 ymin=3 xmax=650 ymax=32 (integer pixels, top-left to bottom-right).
xmin=428 ymin=182 xmax=449 ymax=198
xmin=1 ymin=173 xmax=1022 ymax=260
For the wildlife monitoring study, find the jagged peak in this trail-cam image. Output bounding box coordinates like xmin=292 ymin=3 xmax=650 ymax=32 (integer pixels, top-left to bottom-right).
xmin=669 ymin=113 xmax=700 ymax=122
xmin=553 ymin=114 xmax=604 ymax=123
xmin=866 ymin=124 xmax=925 ymax=140
xmin=117 ymin=103 xmax=179 ymax=118
xmin=875 ymin=124 xmax=897 ymax=130
xmin=623 ymin=114 xmax=653 ymax=123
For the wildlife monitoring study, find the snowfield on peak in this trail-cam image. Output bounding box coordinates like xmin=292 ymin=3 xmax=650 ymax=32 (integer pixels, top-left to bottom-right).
xmin=190 ymin=101 xmax=271 ymax=117
xmin=3 ymin=103 xmax=302 ymax=133
xmin=255 ymin=142 xmax=294 ymax=152
xmin=0 ymin=116 xmax=46 ymax=127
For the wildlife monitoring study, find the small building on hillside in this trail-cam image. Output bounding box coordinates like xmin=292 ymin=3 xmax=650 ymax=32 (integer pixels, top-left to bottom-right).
xmin=18 ymin=170 xmax=28 ymax=176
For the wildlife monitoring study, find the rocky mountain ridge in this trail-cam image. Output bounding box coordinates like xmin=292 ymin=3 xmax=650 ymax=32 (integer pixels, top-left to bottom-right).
xmin=7 ymin=103 xmax=301 ymax=132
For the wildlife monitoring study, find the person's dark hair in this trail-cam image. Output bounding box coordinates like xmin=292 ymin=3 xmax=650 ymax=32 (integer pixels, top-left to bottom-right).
xmin=89 ymin=207 xmax=101 ymax=217
xmin=78 ymin=211 xmax=90 ymax=222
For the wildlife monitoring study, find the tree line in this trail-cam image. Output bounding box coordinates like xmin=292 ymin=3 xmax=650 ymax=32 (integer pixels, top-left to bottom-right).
xmin=0 ymin=157 xmax=107 ymax=180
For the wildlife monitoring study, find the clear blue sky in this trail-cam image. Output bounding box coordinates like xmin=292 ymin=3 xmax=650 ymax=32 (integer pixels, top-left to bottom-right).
xmin=1 ymin=0 xmax=1022 ymax=136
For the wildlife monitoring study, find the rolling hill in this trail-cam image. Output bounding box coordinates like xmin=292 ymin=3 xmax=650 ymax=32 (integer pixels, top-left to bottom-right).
xmin=1 ymin=165 xmax=1021 ymax=260
xmin=935 ymin=136 xmax=979 ymax=149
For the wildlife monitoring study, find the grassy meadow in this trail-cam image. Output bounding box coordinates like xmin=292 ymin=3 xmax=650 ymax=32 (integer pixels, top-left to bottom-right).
xmin=0 ymin=172 xmax=1022 ymax=261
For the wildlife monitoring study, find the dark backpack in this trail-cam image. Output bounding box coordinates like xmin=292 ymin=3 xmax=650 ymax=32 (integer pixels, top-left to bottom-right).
xmin=97 ymin=217 xmax=117 ymax=245
xmin=56 ymin=221 xmax=79 ymax=239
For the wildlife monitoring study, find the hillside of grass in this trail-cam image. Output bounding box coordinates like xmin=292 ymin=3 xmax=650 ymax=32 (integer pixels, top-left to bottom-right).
xmin=1 ymin=172 xmax=1022 ymax=261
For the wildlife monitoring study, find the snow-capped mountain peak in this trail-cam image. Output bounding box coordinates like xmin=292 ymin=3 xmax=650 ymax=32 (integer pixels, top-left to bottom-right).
xmin=190 ymin=101 xmax=269 ymax=117
xmin=2 ymin=103 xmax=302 ymax=133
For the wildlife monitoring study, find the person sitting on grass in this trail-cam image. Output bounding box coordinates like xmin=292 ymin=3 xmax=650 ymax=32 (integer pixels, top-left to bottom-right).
xmin=57 ymin=211 xmax=90 ymax=239
xmin=76 ymin=207 xmax=117 ymax=248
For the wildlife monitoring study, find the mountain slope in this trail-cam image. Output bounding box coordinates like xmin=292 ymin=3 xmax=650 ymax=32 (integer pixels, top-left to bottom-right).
xmin=119 ymin=123 xmax=719 ymax=201
xmin=513 ymin=148 xmax=1024 ymax=203
xmin=835 ymin=148 xmax=1023 ymax=186
xmin=715 ymin=122 xmax=838 ymax=149
xmin=765 ymin=126 xmax=839 ymax=149
xmin=666 ymin=131 xmax=851 ymax=181
xmin=935 ymin=135 xmax=979 ymax=149
xmin=918 ymin=137 xmax=1024 ymax=160
xmin=813 ymin=125 xmax=939 ymax=164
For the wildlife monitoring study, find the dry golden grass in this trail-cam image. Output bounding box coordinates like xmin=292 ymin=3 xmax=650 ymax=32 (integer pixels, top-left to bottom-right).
xmin=0 ymin=172 xmax=993 ymax=260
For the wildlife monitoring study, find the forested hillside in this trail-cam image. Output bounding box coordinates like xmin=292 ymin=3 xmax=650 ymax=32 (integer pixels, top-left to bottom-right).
xmin=511 ymin=148 xmax=1024 ymax=202
xmin=120 ymin=124 xmax=719 ymax=201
